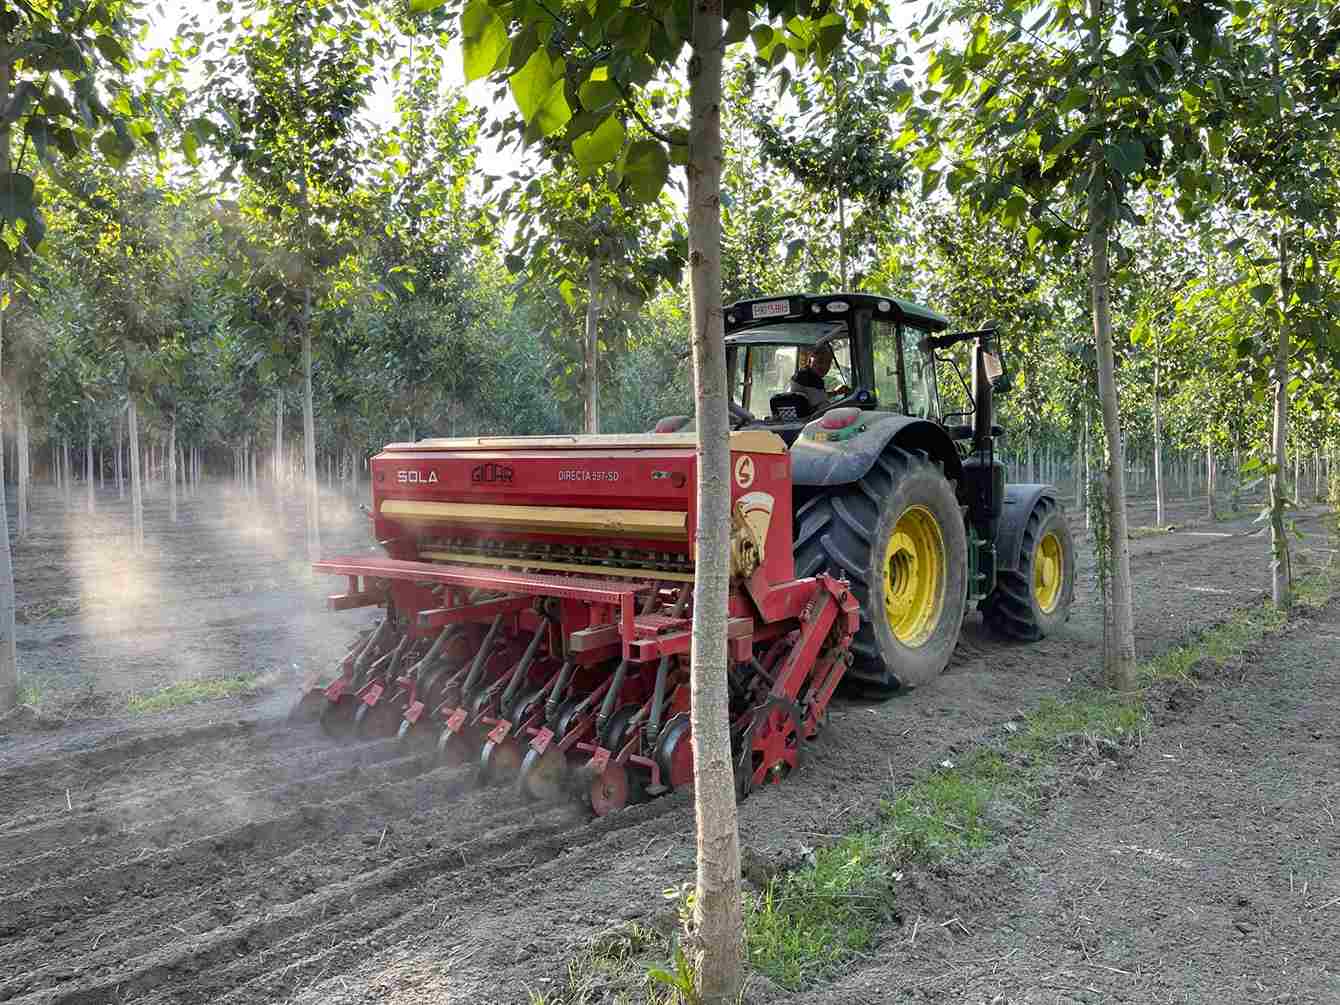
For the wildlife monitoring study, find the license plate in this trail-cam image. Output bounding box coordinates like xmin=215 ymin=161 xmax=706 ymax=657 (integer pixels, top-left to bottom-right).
xmin=751 ymin=299 xmax=790 ymax=319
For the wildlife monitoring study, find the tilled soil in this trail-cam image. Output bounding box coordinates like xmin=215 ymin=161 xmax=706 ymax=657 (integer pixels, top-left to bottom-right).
xmin=0 ymin=483 xmax=1333 ymax=1005
xmin=792 ymin=595 xmax=1340 ymax=1005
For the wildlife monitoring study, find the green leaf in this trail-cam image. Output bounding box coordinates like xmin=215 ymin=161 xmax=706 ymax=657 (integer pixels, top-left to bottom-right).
xmin=578 ymin=77 xmax=621 ymax=112
xmin=509 ymin=48 xmax=571 ymax=136
xmin=1057 ymin=86 xmax=1088 ymax=114
xmin=410 ymin=0 xmax=450 ymax=11
xmin=572 ymin=114 xmax=625 ymax=172
xmin=1249 ymin=284 xmax=1273 ymax=306
xmin=181 ymin=129 xmax=200 ymax=166
xmin=0 ymin=173 xmax=34 ymax=225
xmin=1026 ymin=224 xmax=1043 ymax=252
xmin=724 ymin=9 xmax=750 ymax=44
xmin=461 ymin=0 xmax=508 ymax=82
xmin=621 ymin=139 xmax=668 ymax=203
xmin=559 ymin=279 xmax=579 ymax=308
xmin=1103 ymin=139 xmax=1145 ymax=176
xmin=1042 ymin=126 xmax=1088 ymax=171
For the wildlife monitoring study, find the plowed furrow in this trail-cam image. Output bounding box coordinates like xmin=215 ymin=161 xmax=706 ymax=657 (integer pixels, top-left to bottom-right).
xmin=0 ymin=754 xmax=466 ymax=943
xmin=0 ymin=736 xmax=409 ymax=858
xmin=213 ymin=795 xmax=694 ymax=1005
xmin=0 ymin=796 xmax=605 ymax=1005
xmin=0 ymin=785 xmax=543 ymax=988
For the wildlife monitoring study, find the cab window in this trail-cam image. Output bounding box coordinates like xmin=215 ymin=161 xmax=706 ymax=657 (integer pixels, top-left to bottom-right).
xmin=872 ymin=320 xmax=938 ymax=418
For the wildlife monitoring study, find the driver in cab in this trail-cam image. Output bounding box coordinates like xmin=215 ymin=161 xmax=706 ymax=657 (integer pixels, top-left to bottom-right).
xmin=790 ymin=343 xmax=849 ymax=411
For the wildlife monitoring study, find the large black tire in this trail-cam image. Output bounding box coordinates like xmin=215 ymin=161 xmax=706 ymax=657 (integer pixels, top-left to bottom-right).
xmin=794 ymin=445 xmax=968 ymax=694
xmin=980 ymin=497 xmax=1075 ymax=641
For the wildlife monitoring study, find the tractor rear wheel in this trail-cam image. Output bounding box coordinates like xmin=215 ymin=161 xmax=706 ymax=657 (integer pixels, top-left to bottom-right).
xmin=794 ymin=445 xmax=968 ymax=694
xmin=981 ymin=497 xmax=1075 ymax=641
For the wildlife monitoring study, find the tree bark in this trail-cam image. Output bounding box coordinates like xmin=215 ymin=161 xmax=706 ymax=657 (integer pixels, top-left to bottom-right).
xmin=837 ymin=191 xmax=848 ymax=289
xmin=15 ymin=379 xmax=27 ymax=541
xmin=0 ymin=272 xmax=18 ymax=712
xmin=685 ymin=3 xmax=743 ymax=1002
xmin=85 ymin=415 xmax=94 ymax=513
xmin=274 ymin=387 xmax=284 ymax=504
xmin=1153 ymin=353 xmax=1164 ymax=528
xmin=584 ymin=258 xmax=601 ymax=435
xmin=63 ymin=439 xmax=71 ymax=507
xmin=1087 ymin=2 xmax=1136 ymax=690
xmin=1206 ymin=444 xmax=1215 ymax=521
xmin=1269 ymin=217 xmax=1292 ymax=607
xmin=116 ymin=411 xmax=124 ymax=500
xmin=168 ymin=415 xmax=177 ymax=524
xmin=128 ymin=397 xmax=144 ymax=553
xmin=301 ymin=300 xmax=321 ymax=560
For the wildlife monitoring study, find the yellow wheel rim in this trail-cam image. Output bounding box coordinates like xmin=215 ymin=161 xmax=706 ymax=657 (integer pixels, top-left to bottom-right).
xmin=1034 ymin=531 xmax=1064 ymax=614
xmin=883 ymin=505 xmax=945 ymax=647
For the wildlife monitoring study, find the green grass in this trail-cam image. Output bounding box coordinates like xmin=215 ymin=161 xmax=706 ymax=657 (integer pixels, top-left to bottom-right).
xmin=125 ymin=674 xmax=266 ymax=714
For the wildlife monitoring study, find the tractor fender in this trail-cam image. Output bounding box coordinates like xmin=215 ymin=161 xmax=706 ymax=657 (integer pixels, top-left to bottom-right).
xmin=790 ymin=414 xmax=964 ymax=489
xmin=995 ymin=484 xmax=1060 ymax=572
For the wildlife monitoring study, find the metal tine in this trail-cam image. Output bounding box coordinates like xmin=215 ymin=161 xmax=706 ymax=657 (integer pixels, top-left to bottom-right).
xmin=544 ymin=658 xmax=577 ymax=728
xmin=352 ymin=619 xmax=395 ymax=687
xmin=407 ymin=624 xmax=465 ymax=682
xmin=640 ymin=582 xmax=664 ymax=615
xmin=384 ymin=633 xmax=413 ymax=678
xmin=644 ymin=585 xmax=692 ymax=748
xmin=458 ymin=612 xmax=506 ymax=699
xmin=498 ymin=618 xmax=549 ymax=712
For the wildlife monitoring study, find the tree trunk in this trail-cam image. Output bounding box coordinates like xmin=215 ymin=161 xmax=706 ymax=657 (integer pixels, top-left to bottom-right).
xmin=837 ymin=191 xmax=848 ymax=290
xmin=1206 ymin=444 xmax=1215 ymax=521
xmin=1086 ymin=24 xmax=1136 ymax=690
xmin=63 ymin=439 xmax=71 ymax=507
xmin=0 ymin=262 xmax=18 ymax=711
xmin=116 ymin=412 xmax=124 ymax=501
xmin=128 ymin=397 xmax=144 ymax=553
xmin=168 ymin=415 xmax=178 ymax=524
xmin=274 ymin=387 xmax=284 ymax=502
xmin=1153 ymin=359 xmax=1164 ymax=528
xmin=15 ymin=381 xmax=27 ymax=541
xmin=301 ymin=301 xmax=321 ymax=560
xmin=86 ymin=416 xmax=94 ymax=514
xmin=684 ymin=3 xmax=743 ymax=1001
xmin=1269 ymin=217 xmax=1292 ymax=607
xmin=584 ymin=259 xmax=601 ymax=435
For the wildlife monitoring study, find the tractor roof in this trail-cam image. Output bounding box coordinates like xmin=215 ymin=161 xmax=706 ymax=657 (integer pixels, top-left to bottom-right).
xmin=724 ymin=293 xmax=951 ymax=334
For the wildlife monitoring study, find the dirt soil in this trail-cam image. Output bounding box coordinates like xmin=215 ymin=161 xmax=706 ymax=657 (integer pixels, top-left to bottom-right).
xmin=0 ymin=480 xmax=1334 ymax=1005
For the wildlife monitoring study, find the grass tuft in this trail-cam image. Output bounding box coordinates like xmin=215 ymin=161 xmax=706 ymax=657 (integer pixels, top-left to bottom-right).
xmin=126 ymin=674 xmax=265 ymax=715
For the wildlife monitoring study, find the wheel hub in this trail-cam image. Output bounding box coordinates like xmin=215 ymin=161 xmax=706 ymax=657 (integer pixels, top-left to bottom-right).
xmin=1034 ymin=531 xmax=1063 ymax=613
xmin=883 ymin=505 xmax=946 ymax=646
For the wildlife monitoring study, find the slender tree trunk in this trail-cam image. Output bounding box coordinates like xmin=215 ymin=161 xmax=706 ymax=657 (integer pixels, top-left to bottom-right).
xmin=168 ymin=415 xmax=177 ymax=524
xmin=116 ymin=413 xmax=124 ymax=500
xmin=301 ymin=299 xmax=321 ymax=560
xmin=1269 ymin=217 xmax=1292 ymax=607
xmin=274 ymin=388 xmax=284 ymax=502
xmin=1086 ymin=11 xmax=1136 ymax=690
xmin=63 ymin=439 xmax=71 ymax=507
xmin=1153 ymin=361 xmax=1164 ymax=527
xmin=15 ymin=382 xmax=27 ymax=541
xmin=1206 ymin=444 xmax=1215 ymax=521
xmin=837 ymin=192 xmax=848 ymax=290
xmin=0 ymin=263 xmax=18 ymax=711
xmin=128 ymin=397 xmax=144 ymax=554
xmin=85 ymin=416 xmax=94 ymax=514
xmin=584 ymin=259 xmax=601 ymax=435
xmin=685 ymin=4 xmax=742 ymax=1000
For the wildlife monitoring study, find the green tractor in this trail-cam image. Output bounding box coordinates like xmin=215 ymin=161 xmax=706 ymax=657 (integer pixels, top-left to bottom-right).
xmin=699 ymin=292 xmax=1076 ymax=693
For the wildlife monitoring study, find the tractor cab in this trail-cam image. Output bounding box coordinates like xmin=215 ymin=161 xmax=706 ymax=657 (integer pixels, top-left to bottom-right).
xmin=724 ymin=293 xmax=950 ymax=443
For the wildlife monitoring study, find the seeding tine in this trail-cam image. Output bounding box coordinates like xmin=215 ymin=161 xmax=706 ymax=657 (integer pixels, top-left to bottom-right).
xmin=644 ymin=586 xmax=691 ymax=748
xmin=459 ymin=613 xmax=505 ymax=698
xmin=544 ymin=659 xmax=576 ymax=729
xmin=409 ymin=624 xmax=465 ymax=681
xmin=595 ymin=660 xmax=630 ymax=745
xmin=499 ymin=619 xmax=548 ymax=714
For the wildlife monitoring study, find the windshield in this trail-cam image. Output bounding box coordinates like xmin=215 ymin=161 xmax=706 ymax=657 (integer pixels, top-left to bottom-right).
xmin=872 ymin=318 xmax=939 ymax=418
xmin=730 ymin=335 xmax=853 ymax=414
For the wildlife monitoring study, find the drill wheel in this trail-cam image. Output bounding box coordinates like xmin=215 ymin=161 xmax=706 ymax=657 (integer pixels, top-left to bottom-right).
xmin=353 ymin=698 xmax=404 ymax=739
xmin=588 ymin=762 xmax=629 ymax=817
xmin=478 ymin=738 xmax=523 ymax=786
xmin=518 ymin=746 xmax=568 ymax=803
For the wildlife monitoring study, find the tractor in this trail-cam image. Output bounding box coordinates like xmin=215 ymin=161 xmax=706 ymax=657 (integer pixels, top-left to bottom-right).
xmin=294 ymin=291 xmax=1075 ymax=813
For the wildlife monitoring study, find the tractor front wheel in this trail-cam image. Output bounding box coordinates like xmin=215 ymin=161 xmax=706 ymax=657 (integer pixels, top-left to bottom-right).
xmin=981 ymin=498 xmax=1075 ymax=641
xmin=794 ymin=446 xmax=968 ymax=694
